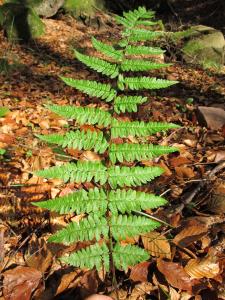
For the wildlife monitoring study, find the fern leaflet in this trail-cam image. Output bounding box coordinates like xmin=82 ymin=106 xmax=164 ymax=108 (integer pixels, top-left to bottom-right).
xmin=109 ymin=189 xmax=167 ymax=214
xmin=33 ymin=188 xmax=107 ymax=215
xmin=60 ymin=77 xmax=117 ymax=102
xmin=36 ymin=161 xmax=107 ymax=184
xmin=108 ymin=165 xmax=164 ymax=188
xmin=92 ymin=37 xmax=123 ymax=60
xmin=61 ymin=243 xmax=110 ymax=271
xmin=75 ymin=51 xmax=119 ymax=79
xmin=111 ymin=215 xmax=160 ymax=240
xmin=109 ymin=143 xmax=179 ymax=163
xmin=113 ymin=244 xmax=149 ymax=271
xmin=121 ymin=59 xmax=171 ymax=72
xmin=36 ymin=130 xmax=108 ymax=154
xmin=49 ymin=215 xmax=108 ymax=244
xmin=120 ymin=76 xmax=178 ymax=90
xmin=46 ymin=104 xmax=111 ymax=126
xmin=114 ymin=95 xmax=148 ymax=113
xmin=111 ymin=119 xmax=180 ymax=138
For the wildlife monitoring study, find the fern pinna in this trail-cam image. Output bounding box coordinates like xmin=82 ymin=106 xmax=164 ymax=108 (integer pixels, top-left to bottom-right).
xmin=34 ymin=7 xmax=179 ymax=273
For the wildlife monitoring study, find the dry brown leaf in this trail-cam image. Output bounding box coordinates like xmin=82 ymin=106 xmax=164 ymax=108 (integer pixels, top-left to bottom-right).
xmin=169 ymin=286 xmax=181 ymax=300
xmin=3 ymin=266 xmax=42 ymax=300
xmin=157 ymin=259 xmax=196 ymax=293
xmin=80 ymin=150 xmax=101 ymax=161
xmin=79 ymin=270 xmax=99 ymax=299
xmin=142 ymin=231 xmax=171 ymax=259
xmin=169 ymin=156 xmax=191 ymax=167
xmin=184 ymin=256 xmax=220 ymax=279
xmin=56 ymin=270 xmax=81 ymax=295
xmin=0 ymin=133 xmax=15 ymax=144
xmin=175 ymin=166 xmax=195 ymax=179
xmin=25 ymin=235 xmax=53 ymax=273
xmin=129 ymin=261 xmax=151 ymax=282
xmin=173 ymin=218 xmax=208 ymax=247
xmin=128 ymin=282 xmax=153 ymax=300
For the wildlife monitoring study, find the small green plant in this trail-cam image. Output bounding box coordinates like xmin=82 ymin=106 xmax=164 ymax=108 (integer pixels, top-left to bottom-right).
xmin=34 ymin=7 xmax=179 ymax=275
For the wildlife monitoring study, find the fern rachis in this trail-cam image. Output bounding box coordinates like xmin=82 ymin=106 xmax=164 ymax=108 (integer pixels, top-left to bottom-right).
xmin=34 ymin=6 xmax=180 ymax=277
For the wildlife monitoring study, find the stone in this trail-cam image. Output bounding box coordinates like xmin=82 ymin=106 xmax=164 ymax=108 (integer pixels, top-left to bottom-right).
xmin=182 ymin=25 xmax=225 ymax=68
xmin=197 ymin=106 xmax=225 ymax=130
xmin=33 ymin=0 xmax=64 ymax=18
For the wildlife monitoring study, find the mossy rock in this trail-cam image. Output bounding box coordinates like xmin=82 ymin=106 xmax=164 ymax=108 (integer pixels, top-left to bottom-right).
xmin=182 ymin=25 xmax=225 ymax=68
xmin=33 ymin=0 xmax=64 ymax=18
xmin=0 ymin=3 xmax=45 ymax=42
xmin=63 ymin=0 xmax=105 ymax=17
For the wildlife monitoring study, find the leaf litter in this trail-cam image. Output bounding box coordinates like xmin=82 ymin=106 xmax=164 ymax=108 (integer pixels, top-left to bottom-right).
xmin=0 ymin=10 xmax=224 ymax=300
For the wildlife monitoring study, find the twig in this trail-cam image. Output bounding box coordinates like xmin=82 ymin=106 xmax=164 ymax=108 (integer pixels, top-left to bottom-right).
xmin=168 ymin=160 xmax=225 ymax=216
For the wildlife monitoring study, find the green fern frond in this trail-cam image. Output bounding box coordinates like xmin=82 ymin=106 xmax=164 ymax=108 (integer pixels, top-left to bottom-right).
xmin=111 ymin=215 xmax=160 ymax=240
xmin=109 ymin=143 xmax=178 ymax=163
xmin=33 ymin=188 xmax=107 ymax=215
xmin=61 ymin=242 xmax=110 ymax=271
xmin=46 ymin=104 xmax=111 ymax=127
xmin=49 ymin=215 xmax=108 ymax=244
xmin=121 ymin=59 xmax=171 ymax=72
xmin=125 ymin=45 xmax=165 ymax=56
xmin=114 ymin=95 xmax=148 ymax=113
xmin=113 ymin=243 xmax=149 ymax=270
xmin=60 ymin=77 xmax=117 ymax=102
xmin=92 ymin=38 xmax=123 ymax=61
xmin=109 ymin=189 xmax=167 ymax=214
xmin=35 ymin=161 xmax=107 ymax=184
xmin=36 ymin=130 xmax=108 ymax=154
xmin=120 ymin=76 xmax=178 ymax=90
xmin=116 ymin=7 xmax=155 ymax=28
xmin=75 ymin=51 xmax=119 ymax=78
xmin=123 ymin=28 xmax=162 ymax=42
xmin=108 ymin=165 xmax=164 ymax=188
xmin=111 ymin=119 xmax=180 ymax=138
xmin=136 ymin=20 xmax=158 ymax=26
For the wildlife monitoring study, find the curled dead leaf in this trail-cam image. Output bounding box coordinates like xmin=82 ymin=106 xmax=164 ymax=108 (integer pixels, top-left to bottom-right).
xmin=129 ymin=261 xmax=151 ymax=282
xmin=3 ymin=266 xmax=42 ymax=300
xmin=173 ymin=218 xmax=208 ymax=247
xmin=157 ymin=259 xmax=196 ymax=293
xmin=142 ymin=231 xmax=171 ymax=259
xmin=175 ymin=166 xmax=195 ymax=179
xmin=184 ymin=256 xmax=220 ymax=279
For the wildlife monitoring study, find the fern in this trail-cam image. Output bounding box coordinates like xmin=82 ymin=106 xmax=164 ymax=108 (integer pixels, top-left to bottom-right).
xmin=121 ymin=59 xmax=171 ymax=72
xmin=61 ymin=243 xmax=110 ymax=271
xmin=46 ymin=104 xmax=112 ymax=126
xmin=74 ymin=51 xmax=119 ymax=78
xmin=114 ymin=95 xmax=148 ymax=113
xmin=34 ymin=7 xmax=180 ymax=276
xmin=111 ymin=119 xmax=180 ymax=138
xmin=92 ymin=37 xmax=123 ymax=61
xmin=60 ymin=77 xmax=117 ymax=102
xmin=36 ymin=130 xmax=108 ymax=154
xmin=109 ymin=143 xmax=179 ymax=163
xmin=125 ymin=45 xmax=165 ymax=56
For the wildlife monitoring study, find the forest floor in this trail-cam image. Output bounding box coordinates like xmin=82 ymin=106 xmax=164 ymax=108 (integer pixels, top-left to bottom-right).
xmin=0 ymin=12 xmax=225 ymax=300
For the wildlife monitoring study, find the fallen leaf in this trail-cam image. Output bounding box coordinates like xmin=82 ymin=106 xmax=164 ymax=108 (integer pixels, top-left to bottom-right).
xmin=129 ymin=261 xmax=151 ymax=282
xmin=184 ymin=256 xmax=220 ymax=279
xmin=3 ymin=266 xmax=42 ymax=300
xmin=175 ymin=166 xmax=195 ymax=179
xmin=56 ymin=270 xmax=81 ymax=295
xmin=157 ymin=259 xmax=196 ymax=293
xmin=169 ymin=156 xmax=191 ymax=167
xmin=0 ymin=133 xmax=15 ymax=144
xmin=25 ymin=235 xmax=53 ymax=274
xmin=142 ymin=231 xmax=171 ymax=259
xmin=173 ymin=218 xmax=208 ymax=247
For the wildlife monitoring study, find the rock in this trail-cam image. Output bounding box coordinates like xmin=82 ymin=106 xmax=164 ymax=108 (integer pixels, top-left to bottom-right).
xmin=182 ymin=25 xmax=225 ymax=68
xmin=33 ymin=0 xmax=64 ymax=18
xmin=197 ymin=106 xmax=225 ymax=130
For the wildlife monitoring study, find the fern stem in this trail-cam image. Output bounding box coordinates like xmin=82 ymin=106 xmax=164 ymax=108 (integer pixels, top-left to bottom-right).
xmin=133 ymin=210 xmax=174 ymax=228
